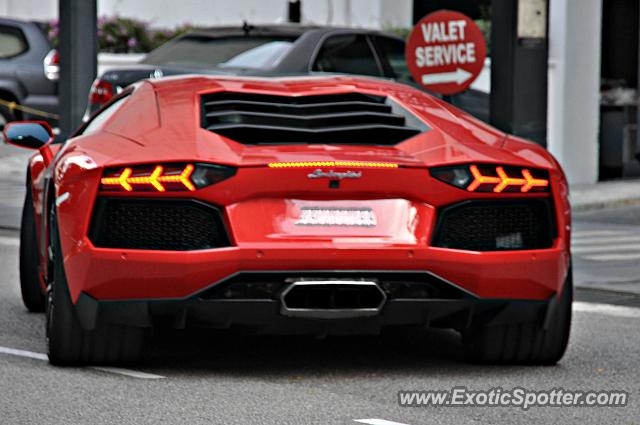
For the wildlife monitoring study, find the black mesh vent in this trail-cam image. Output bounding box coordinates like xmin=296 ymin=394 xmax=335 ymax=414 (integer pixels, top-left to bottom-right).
xmin=198 ymin=272 xmax=466 ymax=300
xmin=89 ymin=198 xmax=230 ymax=250
xmin=432 ymin=200 xmax=554 ymax=251
xmin=200 ymin=91 xmax=426 ymax=145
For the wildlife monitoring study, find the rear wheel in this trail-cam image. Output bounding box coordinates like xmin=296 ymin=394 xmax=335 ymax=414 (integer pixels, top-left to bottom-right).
xmin=19 ymin=188 xmax=45 ymax=312
xmin=46 ymin=205 xmax=144 ymax=366
xmin=462 ymin=269 xmax=572 ymax=365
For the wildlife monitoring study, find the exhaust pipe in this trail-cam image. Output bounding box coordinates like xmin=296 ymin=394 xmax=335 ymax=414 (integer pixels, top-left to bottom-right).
xmin=280 ymin=280 xmax=387 ymax=319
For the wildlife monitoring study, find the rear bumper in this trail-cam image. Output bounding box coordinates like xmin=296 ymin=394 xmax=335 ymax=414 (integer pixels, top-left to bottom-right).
xmin=64 ymin=243 xmax=568 ymax=302
xmin=74 ymin=286 xmax=553 ymax=335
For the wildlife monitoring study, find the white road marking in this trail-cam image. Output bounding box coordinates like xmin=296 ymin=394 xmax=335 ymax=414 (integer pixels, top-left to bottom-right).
xmin=92 ymin=366 xmax=165 ymax=380
xmin=580 ymin=252 xmax=640 ymax=262
xmin=0 ymin=345 xmax=165 ymax=379
xmin=571 ymin=243 xmax=640 ymax=253
xmin=354 ymin=420 xmax=411 ymax=425
xmin=572 ymin=235 xmax=640 ymax=246
xmin=0 ymin=236 xmax=19 ymax=247
xmin=0 ymin=346 xmax=48 ymax=361
xmin=572 ymin=230 xmax=628 ymax=238
xmin=571 ymin=228 xmax=640 ymax=261
xmin=573 ymin=302 xmax=640 ymax=319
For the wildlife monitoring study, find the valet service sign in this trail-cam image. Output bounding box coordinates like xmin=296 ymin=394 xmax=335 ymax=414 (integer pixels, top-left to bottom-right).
xmin=406 ymin=10 xmax=487 ymax=95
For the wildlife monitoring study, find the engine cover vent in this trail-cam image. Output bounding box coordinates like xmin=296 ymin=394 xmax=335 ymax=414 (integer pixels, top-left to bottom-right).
xmin=201 ymin=91 xmax=428 ymax=145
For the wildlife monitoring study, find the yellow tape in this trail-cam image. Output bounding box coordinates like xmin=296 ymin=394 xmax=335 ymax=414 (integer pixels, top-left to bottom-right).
xmin=0 ymin=98 xmax=60 ymax=120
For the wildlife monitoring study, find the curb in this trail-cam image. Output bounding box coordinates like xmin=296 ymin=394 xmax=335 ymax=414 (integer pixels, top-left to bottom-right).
xmin=570 ymin=178 xmax=640 ymax=212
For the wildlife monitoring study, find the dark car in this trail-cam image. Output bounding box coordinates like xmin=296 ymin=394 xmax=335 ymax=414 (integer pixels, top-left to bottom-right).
xmin=85 ymin=24 xmax=412 ymax=115
xmin=0 ymin=18 xmax=58 ymax=129
xmin=85 ymin=24 xmax=488 ymax=122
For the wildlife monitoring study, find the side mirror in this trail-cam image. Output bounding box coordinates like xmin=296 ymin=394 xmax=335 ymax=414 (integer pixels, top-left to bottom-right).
xmin=3 ymin=121 xmax=53 ymax=149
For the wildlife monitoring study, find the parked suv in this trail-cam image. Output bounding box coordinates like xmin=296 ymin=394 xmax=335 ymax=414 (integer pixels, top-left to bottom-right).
xmin=0 ymin=18 xmax=58 ymax=129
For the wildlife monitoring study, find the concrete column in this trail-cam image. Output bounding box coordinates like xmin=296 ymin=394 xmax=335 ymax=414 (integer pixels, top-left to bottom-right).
xmin=547 ymin=0 xmax=602 ymax=184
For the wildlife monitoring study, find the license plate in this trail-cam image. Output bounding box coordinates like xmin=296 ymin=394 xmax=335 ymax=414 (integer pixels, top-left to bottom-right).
xmin=295 ymin=207 xmax=377 ymax=227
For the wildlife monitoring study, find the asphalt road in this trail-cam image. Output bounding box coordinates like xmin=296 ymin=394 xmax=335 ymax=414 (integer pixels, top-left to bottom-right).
xmin=0 ymin=143 xmax=639 ymax=423
xmin=573 ymin=205 xmax=640 ymax=295
xmin=0 ymin=229 xmax=639 ymax=424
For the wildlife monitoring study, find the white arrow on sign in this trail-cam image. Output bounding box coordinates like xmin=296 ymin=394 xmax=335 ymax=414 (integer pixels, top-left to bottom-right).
xmin=421 ymin=68 xmax=473 ymax=85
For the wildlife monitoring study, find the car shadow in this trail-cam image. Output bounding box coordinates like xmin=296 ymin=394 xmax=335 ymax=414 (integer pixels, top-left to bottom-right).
xmin=138 ymin=327 xmax=528 ymax=378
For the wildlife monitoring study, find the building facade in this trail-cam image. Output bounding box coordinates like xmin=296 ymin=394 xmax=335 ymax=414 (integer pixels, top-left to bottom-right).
xmin=1 ymin=0 xmax=632 ymax=185
xmin=0 ymin=0 xmax=413 ymax=29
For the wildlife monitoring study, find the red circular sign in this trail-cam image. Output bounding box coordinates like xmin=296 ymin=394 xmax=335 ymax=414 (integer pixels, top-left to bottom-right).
xmin=406 ymin=10 xmax=487 ymax=95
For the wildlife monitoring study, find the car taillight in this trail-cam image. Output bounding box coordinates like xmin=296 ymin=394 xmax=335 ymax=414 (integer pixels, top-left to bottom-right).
xmin=267 ymin=161 xmax=399 ymax=168
xmin=100 ymin=163 xmax=236 ymax=192
xmin=44 ymin=49 xmax=59 ymax=81
xmin=430 ymin=164 xmax=550 ymax=193
xmin=89 ymin=79 xmax=114 ymax=106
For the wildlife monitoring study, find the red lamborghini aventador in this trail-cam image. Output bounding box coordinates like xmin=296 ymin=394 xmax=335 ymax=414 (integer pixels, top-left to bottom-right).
xmin=4 ymin=75 xmax=572 ymax=366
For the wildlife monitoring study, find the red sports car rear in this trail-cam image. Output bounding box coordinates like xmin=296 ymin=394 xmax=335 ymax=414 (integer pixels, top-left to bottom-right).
xmin=6 ymin=75 xmax=572 ymax=366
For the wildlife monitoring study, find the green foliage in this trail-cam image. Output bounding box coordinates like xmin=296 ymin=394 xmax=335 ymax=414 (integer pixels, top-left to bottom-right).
xmin=97 ymin=16 xmax=151 ymax=53
xmin=384 ymin=27 xmax=412 ymax=40
xmin=44 ymin=17 xmax=199 ymax=53
xmin=474 ymin=19 xmax=491 ymax=56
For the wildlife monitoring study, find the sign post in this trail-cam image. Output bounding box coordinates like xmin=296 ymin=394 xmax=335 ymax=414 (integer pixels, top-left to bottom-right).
xmin=59 ymin=0 xmax=97 ymax=138
xmin=491 ymin=0 xmax=548 ymax=147
xmin=406 ymin=10 xmax=487 ymax=96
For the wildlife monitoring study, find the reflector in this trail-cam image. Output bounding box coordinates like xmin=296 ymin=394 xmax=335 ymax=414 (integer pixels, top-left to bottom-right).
xmin=268 ymin=161 xmax=398 ymax=169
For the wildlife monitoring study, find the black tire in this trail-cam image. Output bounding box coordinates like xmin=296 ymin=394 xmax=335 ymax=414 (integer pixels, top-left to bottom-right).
xmin=462 ymin=268 xmax=572 ymax=365
xmin=46 ymin=205 xmax=144 ymax=366
xmin=19 ymin=188 xmax=46 ymax=312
